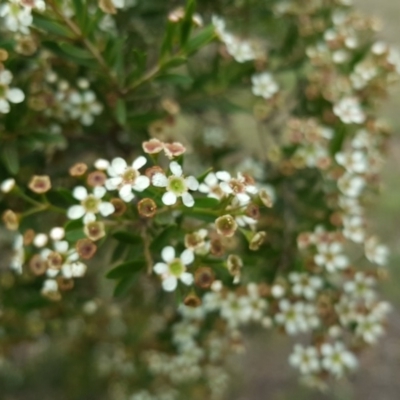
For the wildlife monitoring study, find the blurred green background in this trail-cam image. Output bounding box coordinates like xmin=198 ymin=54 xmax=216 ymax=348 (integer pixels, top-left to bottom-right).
xmin=232 ymin=1 xmax=400 ymax=399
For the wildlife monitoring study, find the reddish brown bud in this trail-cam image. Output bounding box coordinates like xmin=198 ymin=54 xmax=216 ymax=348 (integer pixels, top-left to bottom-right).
xmin=184 ymin=293 xmax=202 ymax=308
xmin=111 ymin=198 xmax=127 ymax=216
xmin=29 ymin=255 xmax=47 ymax=276
xmin=47 ymin=251 xmax=63 ymax=270
xmin=142 ymin=138 xmax=164 ymax=154
xmin=57 ymin=277 xmax=74 ymax=291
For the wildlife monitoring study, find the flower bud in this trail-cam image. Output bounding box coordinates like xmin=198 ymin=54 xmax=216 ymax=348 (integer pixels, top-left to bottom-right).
xmin=69 ymin=163 xmax=88 ymax=177
xmin=215 ymin=214 xmax=238 ymax=238
xmin=1 ymin=178 xmax=15 ymax=193
xmin=76 ymin=239 xmax=97 ymax=260
xmin=210 ymin=238 xmax=225 ymax=257
xmin=137 ymin=198 xmax=157 ymax=218
xmin=50 ymin=227 xmax=65 ymax=241
xmin=259 ymin=188 xmax=273 ymax=207
xmin=249 ymin=231 xmax=266 ymax=251
xmin=2 ymin=209 xmax=19 ymax=230
xmin=194 ymin=267 xmax=215 ymax=289
xmin=57 ymin=277 xmax=74 ymax=291
xmin=87 ymin=171 xmax=106 ymax=187
xmin=84 ymin=221 xmax=106 ymax=241
xmin=47 ymin=251 xmax=63 ymax=270
xmin=245 ymin=203 xmax=260 ymax=220
xmin=227 ymin=254 xmax=243 ymax=282
xmin=28 ymin=175 xmax=51 ymax=194
xmin=23 ymin=229 xmax=35 ymax=245
xmin=183 ymin=293 xmax=202 ymax=308
xmin=111 ymin=198 xmax=127 ymax=216
xmin=33 ymin=233 xmax=48 ymax=248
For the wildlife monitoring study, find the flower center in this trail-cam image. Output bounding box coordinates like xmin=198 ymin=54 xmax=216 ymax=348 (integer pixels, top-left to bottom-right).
xmin=122 ymin=167 xmax=139 ymax=184
xmin=167 ymin=176 xmax=187 ymax=195
xmin=229 ymin=179 xmax=245 ymax=193
xmin=82 ymin=195 xmax=100 ymax=213
xmin=168 ymin=258 xmax=185 ymax=277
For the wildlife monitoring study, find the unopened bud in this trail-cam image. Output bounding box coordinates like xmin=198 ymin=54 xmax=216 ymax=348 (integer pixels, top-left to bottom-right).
xmin=259 ymin=188 xmax=273 ymax=207
xmin=163 ymin=142 xmax=186 ymax=159
xmin=142 ymin=138 xmax=164 ymax=154
xmin=2 ymin=209 xmax=19 ymax=230
xmin=57 ymin=277 xmax=74 ymax=291
xmin=1 ymin=178 xmax=15 ymax=193
xmin=227 ymin=254 xmax=243 ymax=280
xmin=29 ymin=255 xmax=47 ymax=276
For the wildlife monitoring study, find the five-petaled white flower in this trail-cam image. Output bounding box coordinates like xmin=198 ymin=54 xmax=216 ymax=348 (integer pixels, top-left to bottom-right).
xmin=289 ymin=344 xmax=321 ymax=375
xmin=105 ymin=156 xmax=150 ymax=202
xmin=0 ymin=0 xmax=32 ymax=34
xmin=314 ymin=242 xmax=349 ymax=273
xmin=67 ymin=186 xmax=115 ymax=223
xmin=152 ymin=161 xmax=199 ymax=207
xmin=321 ymin=342 xmax=357 ymax=377
xmin=68 ymin=90 xmax=103 ymax=126
xmin=0 ymin=69 xmax=25 ymax=114
xmin=289 ymin=272 xmax=323 ymax=300
xmin=153 ymin=246 xmax=195 ymax=292
xmin=251 ymin=72 xmax=279 ymax=99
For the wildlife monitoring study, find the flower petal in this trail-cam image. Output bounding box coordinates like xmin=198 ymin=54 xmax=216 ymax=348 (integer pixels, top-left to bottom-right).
xmin=169 ymin=161 xmax=182 ymax=177
xmin=152 ymin=173 xmax=168 ymax=187
xmin=133 ymin=175 xmax=150 ymax=191
xmin=180 ymin=249 xmax=194 ymax=265
xmin=132 ymin=156 xmax=147 ymax=170
xmin=162 ymin=276 xmax=178 ymax=292
xmin=105 ymin=177 xmax=122 ymax=191
xmin=180 ymin=272 xmax=194 ymax=286
xmin=67 ymin=205 xmax=86 ymax=220
xmin=7 ymin=88 xmax=25 ymax=104
xmin=119 ymin=184 xmax=134 ymax=201
xmin=111 ymin=157 xmax=127 ymax=175
xmin=72 ymin=186 xmax=88 ymax=201
xmin=83 ymin=213 xmax=96 ymax=224
xmin=185 ymin=176 xmax=199 ymax=191
xmin=162 ymin=246 xmax=175 ymax=263
xmin=162 ymin=191 xmax=177 ymax=205
xmin=182 ymin=192 xmax=194 ymax=207
xmin=154 ymin=262 xmax=168 ymax=275
xmin=93 ymin=186 xmax=106 ymax=199
xmin=99 ymin=202 xmax=115 ymax=217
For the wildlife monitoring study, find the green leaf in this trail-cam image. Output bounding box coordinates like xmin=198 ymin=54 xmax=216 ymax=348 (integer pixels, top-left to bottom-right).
xmin=112 ymin=231 xmax=142 ymax=244
xmin=111 ymin=241 xmax=128 ymax=262
xmin=1 ymin=142 xmax=19 ymax=175
xmin=156 ymin=74 xmax=193 ymax=86
xmin=113 ymin=274 xmax=138 ymax=298
xmin=59 ymin=42 xmax=92 ymax=59
xmin=194 ymin=197 xmax=220 ymax=209
xmin=160 ymin=22 xmax=177 ymax=58
xmin=161 ymin=56 xmax=187 ymax=70
xmin=185 ymin=25 xmax=216 ymax=54
xmin=115 ymin=99 xmax=127 ymax=126
xmin=150 ymin=225 xmax=180 ymax=252
xmin=42 ymin=41 xmax=96 ymax=67
xmin=32 ymin=15 xmax=73 ymax=38
xmin=180 ymin=0 xmax=196 ymax=46
xmin=72 ymin=0 xmax=88 ymax=32
xmin=65 ymin=229 xmax=86 ymax=242
xmin=106 ymin=260 xmax=145 ymax=279
xmin=64 ymin=219 xmax=84 ymax=232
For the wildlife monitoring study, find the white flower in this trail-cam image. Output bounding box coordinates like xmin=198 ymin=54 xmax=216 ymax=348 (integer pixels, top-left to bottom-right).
xmin=1 ymin=178 xmax=15 ymax=193
xmin=67 ymin=186 xmax=115 ymax=223
xmin=344 ymin=272 xmax=376 ymax=300
xmin=275 ymin=300 xmax=306 ymax=334
xmin=337 ymin=173 xmax=365 ymax=198
xmin=251 ymin=72 xmax=279 ymax=99
xmin=335 ymin=150 xmax=368 ymax=174
xmin=289 ymin=272 xmax=323 ymax=300
xmin=0 ymin=0 xmax=32 ymax=34
xmin=342 ymin=215 xmax=365 ymax=243
xmin=321 ymin=342 xmax=357 ymax=377
xmin=68 ymin=90 xmax=103 ymax=125
xmin=289 ymin=345 xmax=320 ymax=375
xmin=365 ymin=236 xmax=389 ymax=266
xmin=105 ymin=156 xmax=150 ymax=202
xmin=333 ymin=97 xmax=365 ymax=124
xmin=198 ymin=172 xmax=225 ymax=200
xmin=41 ymin=279 xmax=58 ymax=296
xmin=153 ymin=246 xmax=194 ymax=292
xmin=226 ymin=39 xmax=256 ymax=63
xmin=335 ymin=296 xmax=358 ymax=325
xmin=10 ymin=234 xmax=24 ymax=274
xmin=0 ymin=69 xmax=25 ymax=114
xmin=152 ymin=161 xmax=199 ymax=207
xmin=217 ymin=171 xmax=257 ymax=205
xmin=355 ymin=314 xmax=384 ymax=344
xmin=314 ymin=242 xmax=349 ymax=273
